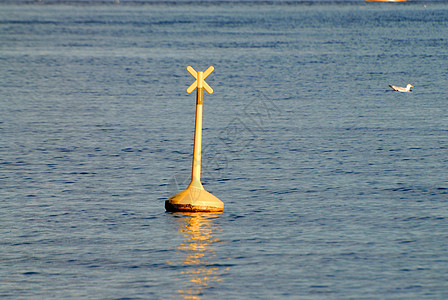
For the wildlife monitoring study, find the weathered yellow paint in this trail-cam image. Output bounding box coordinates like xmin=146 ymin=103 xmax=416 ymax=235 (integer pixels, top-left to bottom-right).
xmin=165 ymin=66 xmax=224 ymax=213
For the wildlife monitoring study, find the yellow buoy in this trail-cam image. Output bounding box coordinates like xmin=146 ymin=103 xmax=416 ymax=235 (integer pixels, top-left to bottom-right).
xmin=165 ymin=66 xmax=224 ymax=213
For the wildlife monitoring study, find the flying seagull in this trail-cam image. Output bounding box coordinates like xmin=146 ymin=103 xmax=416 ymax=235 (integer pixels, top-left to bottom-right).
xmin=389 ymin=84 xmax=413 ymax=92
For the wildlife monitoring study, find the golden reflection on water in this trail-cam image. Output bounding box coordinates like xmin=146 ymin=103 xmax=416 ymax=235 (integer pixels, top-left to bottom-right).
xmin=172 ymin=212 xmax=224 ymax=300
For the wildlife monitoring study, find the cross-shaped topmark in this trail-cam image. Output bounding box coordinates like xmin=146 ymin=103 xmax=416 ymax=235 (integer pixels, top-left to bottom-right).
xmin=186 ymin=66 xmax=214 ymax=94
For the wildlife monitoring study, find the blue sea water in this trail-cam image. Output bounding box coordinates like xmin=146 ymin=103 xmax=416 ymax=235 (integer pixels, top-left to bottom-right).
xmin=1 ymin=1 xmax=448 ymax=299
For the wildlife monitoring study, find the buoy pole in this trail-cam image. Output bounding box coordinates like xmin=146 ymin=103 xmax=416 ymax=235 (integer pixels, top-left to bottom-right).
xmin=190 ymin=75 xmax=203 ymax=189
xmin=165 ymin=66 xmax=224 ymax=213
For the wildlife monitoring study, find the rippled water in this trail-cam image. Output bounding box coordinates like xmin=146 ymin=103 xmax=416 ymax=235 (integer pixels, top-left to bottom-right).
xmin=1 ymin=1 xmax=448 ymax=298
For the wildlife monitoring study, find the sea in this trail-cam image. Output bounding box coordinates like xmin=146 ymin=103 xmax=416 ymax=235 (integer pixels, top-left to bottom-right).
xmin=1 ymin=0 xmax=447 ymax=299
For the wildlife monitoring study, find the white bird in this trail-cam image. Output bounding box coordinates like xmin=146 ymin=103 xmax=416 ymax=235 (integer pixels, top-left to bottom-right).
xmin=389 ymin=84 xmax=413 ymax=92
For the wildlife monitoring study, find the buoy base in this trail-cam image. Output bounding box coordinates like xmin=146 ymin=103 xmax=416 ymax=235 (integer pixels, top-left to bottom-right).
xmin=165 ymin=185 xmax=224 ymax=212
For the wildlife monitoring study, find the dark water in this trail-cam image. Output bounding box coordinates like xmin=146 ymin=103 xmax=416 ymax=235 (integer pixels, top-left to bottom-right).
xmin=1 ymin=1 xmax=448 ymax=299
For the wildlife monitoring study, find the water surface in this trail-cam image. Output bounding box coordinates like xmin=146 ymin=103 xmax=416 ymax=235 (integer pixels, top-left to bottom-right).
xmin=1 ymin=1 xmax=447 ymax=298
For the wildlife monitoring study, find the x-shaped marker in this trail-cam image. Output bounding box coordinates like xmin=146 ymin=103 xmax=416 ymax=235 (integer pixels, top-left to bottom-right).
xmin=186 ymin=66 xmax=214 ymax=94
